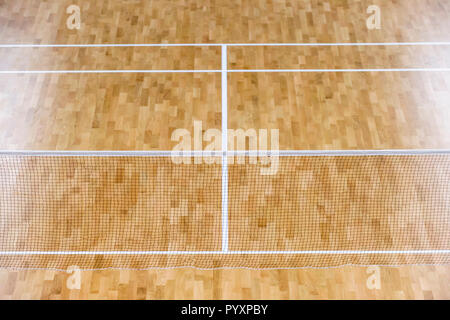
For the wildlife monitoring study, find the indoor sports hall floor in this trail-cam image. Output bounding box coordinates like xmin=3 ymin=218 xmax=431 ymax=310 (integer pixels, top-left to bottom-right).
xmin=0 ymin=0 xmax=449 ymax=299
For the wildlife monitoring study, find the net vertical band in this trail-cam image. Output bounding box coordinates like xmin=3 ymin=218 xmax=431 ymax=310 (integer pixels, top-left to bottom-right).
xmin=221 ymin=44 xmax=229 ymax=252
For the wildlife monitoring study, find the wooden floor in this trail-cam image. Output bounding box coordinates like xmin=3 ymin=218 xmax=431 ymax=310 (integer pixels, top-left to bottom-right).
xmin=1 ymin=266 xmax=450 ymax=299
xmin=1 ymin=0 xmax=449 ymax=44
xmin=0 ymin=0 xmax=449 ymax=299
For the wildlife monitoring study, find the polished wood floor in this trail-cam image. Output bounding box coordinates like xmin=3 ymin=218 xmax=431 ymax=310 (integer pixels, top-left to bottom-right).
xmin=228 ymin=71 xmax=450 ymax=150
xmin=1 ymin=63 xmax=450 ymax=151
xmin=1 ymin=266 xmax=449 ymax=299
xmin=0 ymin=0 xmax=449 ymax=44
xmin=0 ymin=73 xmax=221 ymax=150
xmin=0 ymin=0 xmax=449 ymax=299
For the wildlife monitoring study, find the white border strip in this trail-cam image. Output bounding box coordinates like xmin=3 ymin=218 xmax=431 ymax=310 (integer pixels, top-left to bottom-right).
xmin=229 ymin=68 xmax=450 ymax=73
xmin=2 ymin=68 xmax=449 ymax=74
xmin=0 ymin=150 xmax=217 ymax=157
xmin=1 ymin=250 xmax=449 ymax=255
xmin=228 ymin=42 xmax=450 ymax=47
xmin=0 ymin=70 xmax=220 ymax=74
xmin=221 ymin=45 xmax=229 ymax=252
xmin=1 ymin=149 xmax=450 ymax=157
xmin=1 ymin=42 xmax=450 ymax=48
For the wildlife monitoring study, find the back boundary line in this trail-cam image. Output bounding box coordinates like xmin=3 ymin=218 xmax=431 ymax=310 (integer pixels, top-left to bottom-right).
xmin=1 ymin=250 xmax=449 ymax=255
xmin=1 ymin=149 xmax=450 ymax=157
xmin=1 ymin=42 xmax=450 ymax=48
xmin=1 ymin=68 xmax=450 ymax=74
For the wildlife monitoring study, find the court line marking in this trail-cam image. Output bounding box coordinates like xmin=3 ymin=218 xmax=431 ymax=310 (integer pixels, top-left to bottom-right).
xmin=1 ymin=42 xmax=449 ymax=74
xmin=229 ymin=68 xmax=450 ymax=72
xmin=1 ymin=42 xmax=450 ymax=48
xmin=0 ymin=70 xmax=221 ymax=74
xmin=1 ymin=250 xmax=449 ymax=255
xmin=221 ymin=45 xmax=229 ymax=253
xmin=1 ymin=149 xmax=450 ymax=157
xmin=2 ymin=68 xmax=450 ymax=74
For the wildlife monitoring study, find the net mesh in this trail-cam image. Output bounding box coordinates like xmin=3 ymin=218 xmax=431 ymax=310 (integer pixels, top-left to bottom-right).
xmin=0 ymin=154 xmax=449 ymax=270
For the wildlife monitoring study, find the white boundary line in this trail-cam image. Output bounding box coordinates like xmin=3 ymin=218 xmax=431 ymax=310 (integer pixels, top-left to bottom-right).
xmin=1 ymin=42 xmax=450 ymax=48
xmin=1 ymin=149 xmax=450 ymax=157
xmin=221 ymin=45 xmax=229 ymax=252
xmin=229 ymin=68 xmax=450 ymax=73
xmin=1 ymin=42 xmax=449 ymax=74
xmin=0 ymin=70 xmax=220 ymax=74
xmin=1 ymin=68 xmax=450 ymax=74
xmin=1 ymin=250 xmax=449 ymax=255
xmin=228 ymin=42 xmax=450 ymax=47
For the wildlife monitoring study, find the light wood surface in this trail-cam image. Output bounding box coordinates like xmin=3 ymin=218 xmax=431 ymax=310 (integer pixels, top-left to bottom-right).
xmin=1 ymin=71 xmax=449 ymax=151
xmin=0 ymin=0 xmax=449 ymax=44
xmin=0 ymin=73 xmax=221 ymax=150
xmin=0 ymin=0 xmax=449 ymax=299
xmin=228 ymin=71 xmax=450 ymax=150
xmin=1 ymin=266 xmax=449 ymax=299
xmin=228 ymin=45 xmax=450 ymax=69
xmin=0 ymin=46 xmax=221 ymax=70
